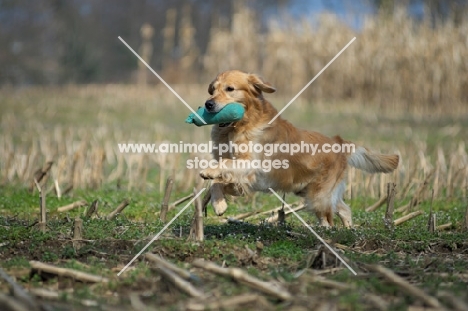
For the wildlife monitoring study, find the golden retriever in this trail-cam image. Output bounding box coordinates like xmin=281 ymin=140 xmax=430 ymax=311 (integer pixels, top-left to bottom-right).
xmin=199 ymin=70 xmax=399 ymax=227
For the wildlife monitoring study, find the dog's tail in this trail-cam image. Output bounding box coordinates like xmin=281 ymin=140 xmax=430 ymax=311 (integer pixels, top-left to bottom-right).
xmin=347 ymin=146 xmax=399 ymax=173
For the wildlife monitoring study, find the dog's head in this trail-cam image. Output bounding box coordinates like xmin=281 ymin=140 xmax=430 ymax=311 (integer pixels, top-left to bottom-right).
xmin=205 ymin=70 xmax=276 ymax=113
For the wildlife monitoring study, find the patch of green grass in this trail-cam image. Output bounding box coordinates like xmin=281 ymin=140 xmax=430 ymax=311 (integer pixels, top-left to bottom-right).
xmin=3 ymin=257 xmax=30 ymax=268
xmin=1 ymin=184 xmax=468 ymax=310
xmin=338 ymin=290 xmax=365 ymax=311
xmin=41 ymin=251 xmax=59 ymax=262
xmin=74 ymin=286 xmax=93 ymax=300
xmin=262 ymin=240 xmax=304 ymax=262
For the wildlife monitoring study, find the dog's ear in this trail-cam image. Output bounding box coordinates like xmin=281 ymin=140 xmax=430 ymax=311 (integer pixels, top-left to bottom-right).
xmin=208 ymin=80 xmax=215 ymax=95
xmin=248 ymin=74 xmax=276 ymax=94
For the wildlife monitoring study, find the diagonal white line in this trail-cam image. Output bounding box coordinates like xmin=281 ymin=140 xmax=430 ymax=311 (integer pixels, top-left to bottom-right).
xmin=268 ymin=37 xmax=356 ymax=124
xmin=118 ymin=36 xmax=206 ymax=125
xmin=268 ymin=188 xmax=357 ymax=275
xmin=117 ymin=188 xmax=206 ymax=276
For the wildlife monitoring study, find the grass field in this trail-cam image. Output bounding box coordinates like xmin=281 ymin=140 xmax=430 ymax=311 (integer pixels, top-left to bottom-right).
xmin=1 ymin=85 xmax=468 ymax=310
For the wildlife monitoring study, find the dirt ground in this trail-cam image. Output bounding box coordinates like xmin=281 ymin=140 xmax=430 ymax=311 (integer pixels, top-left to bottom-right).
xmin=2 ymin=216 xmax=468 ymax=311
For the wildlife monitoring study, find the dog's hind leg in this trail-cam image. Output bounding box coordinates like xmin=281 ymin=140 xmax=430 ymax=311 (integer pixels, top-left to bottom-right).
xmin=336 ymin=200 xmax=353 ymax=228
xmin=305 ymin=196 xmax=334 ymax=227
xmin=331 ymin=179 xmax=353 ymax=228
xmin=315 ymin=206 xmax=334 ymax=227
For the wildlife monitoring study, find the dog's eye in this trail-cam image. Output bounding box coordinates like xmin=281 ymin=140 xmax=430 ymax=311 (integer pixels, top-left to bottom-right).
xmin=225 ymin=86 xmax=234 ymax=92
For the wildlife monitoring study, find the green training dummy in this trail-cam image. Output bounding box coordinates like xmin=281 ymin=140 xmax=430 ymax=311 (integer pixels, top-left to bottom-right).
xmin=185 ymin=103 xmax=245 ymax=127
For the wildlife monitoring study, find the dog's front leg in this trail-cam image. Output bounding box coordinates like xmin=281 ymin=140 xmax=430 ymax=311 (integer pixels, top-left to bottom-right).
xmin=199 ymin=158 xmax=249 ymax=183
xmin=210 ymin=180 xmax=228 ymax=216
xmin=199 ymin=157 xmax=227 ymax=180
xmin=210 ymin=181 xmax=247 ymax=216
xmin=201 ymin=157 xmax=252 ymax=216
xmin=199 ymin=159 xmax=232 ymax=216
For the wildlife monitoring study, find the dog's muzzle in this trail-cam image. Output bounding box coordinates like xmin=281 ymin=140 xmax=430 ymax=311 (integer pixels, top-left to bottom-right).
xmin=205 ymin=100 xmax=216 ymax=112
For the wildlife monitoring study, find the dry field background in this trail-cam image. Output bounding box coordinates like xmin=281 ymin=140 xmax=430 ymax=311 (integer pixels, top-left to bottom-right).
xmin=2 ymin=4 xmax=468 ymax=196
xmin=191 ymin=6 xmax=468 ymax=113
xmin=1 ymin=84 xmax=467 ymax=201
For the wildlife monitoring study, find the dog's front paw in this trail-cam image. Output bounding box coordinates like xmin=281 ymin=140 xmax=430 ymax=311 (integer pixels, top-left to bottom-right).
xmin=200 ymin=168 xmax=222 ymax=180
xmin=212 ymin=198 xmax=228 ymax=216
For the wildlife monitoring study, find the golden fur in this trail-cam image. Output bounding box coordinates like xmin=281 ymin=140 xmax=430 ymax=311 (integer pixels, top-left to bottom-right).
xmin=200 ymin=70 xmax=399 ymax=227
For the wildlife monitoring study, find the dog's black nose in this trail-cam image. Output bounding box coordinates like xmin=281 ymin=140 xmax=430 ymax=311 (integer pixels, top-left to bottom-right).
xmin=205 ymin=100 xmax=215 ymax=111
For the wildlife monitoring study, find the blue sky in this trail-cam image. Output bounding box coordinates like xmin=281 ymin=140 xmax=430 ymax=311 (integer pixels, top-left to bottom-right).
xmin=281 ymin=0 xmax=424 ymax=29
